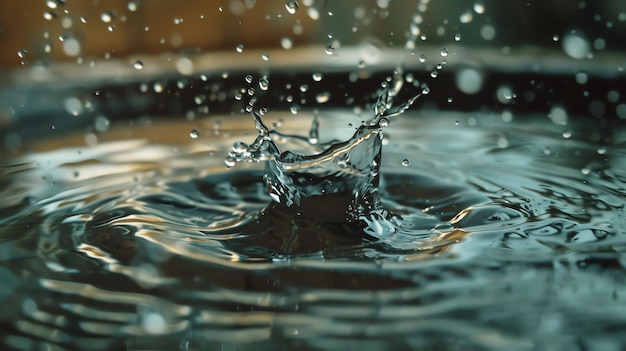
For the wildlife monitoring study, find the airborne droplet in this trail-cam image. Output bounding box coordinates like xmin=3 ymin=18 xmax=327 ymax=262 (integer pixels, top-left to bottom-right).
xmin=189 ymin=129 xmax=199 ymax=139
xmin=285 ymin=0 xmax=299 ymax=14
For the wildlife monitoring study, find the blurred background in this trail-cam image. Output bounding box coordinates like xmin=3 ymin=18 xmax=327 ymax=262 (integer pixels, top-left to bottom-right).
xmin=2 ymin=0 xmax=626 ymax=68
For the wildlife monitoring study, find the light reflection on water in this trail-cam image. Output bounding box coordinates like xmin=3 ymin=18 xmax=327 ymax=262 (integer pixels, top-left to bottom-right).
xmin=1 ymin=109 xmax=626 ymax=350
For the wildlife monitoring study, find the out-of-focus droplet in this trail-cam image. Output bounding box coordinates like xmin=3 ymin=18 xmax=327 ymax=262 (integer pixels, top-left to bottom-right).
xmin=460 ymin=11 xmax=473 ymax=23
xmin=101 ymin=12 xmax=114 ymax=23
xmin=236 ymin=44 xmax=244 ymax=53
xmin=473 ymin=2 xmax=485 ymax=14
xmin=280 ymin=37 xmax=293 ymax=50
xmin=133 ymin=60 xmax=143 ymax=70
xmin=562 ymin=31 xmax=591 ymax=59
xmin=128 ymin=1 xmax=139 ymax=12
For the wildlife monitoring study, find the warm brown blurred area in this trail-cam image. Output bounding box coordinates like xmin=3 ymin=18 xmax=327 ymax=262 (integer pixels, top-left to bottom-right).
xmin=3 ymin=0 xmax=626 ymax=68
xmin=0 ymin=0 xmax=317 ymax=67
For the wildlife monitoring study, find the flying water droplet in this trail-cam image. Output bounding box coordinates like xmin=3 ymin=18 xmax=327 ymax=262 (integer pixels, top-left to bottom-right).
xmin=258 ymin=77 xmax=270 ymax=91
xmin=236 ymin=44 xmax=244 ymax=53
xmin=325 ymin=45 xmax=335 ymax=55
xmin=401 ymin=159 xmax=410 ymax=166
xmin=280 ymin=37 xmax=293 ymax=49
xmin=460 ymin=11 xmax=473 ymax=23
xmin=261 ymin=53 xmax=270 ymax=61
xmin=473 ymin=2 xmax=485 ymax=14
xmin=100 ymin=12 xmax=114 ymax=23
xmin=133 ymin=60 xmax=143 ymax=70
xmin=189 ymin=129 xmax=199 ymax=139
xmin=285 ymin=0 xmax=299 ymax=14
xmin=440 ymin=48 xmax=449 ymax=57
xmin=315 ymin=92 xmax=330 ymax=103
xmin=312 ymin=72 xmax=323 ymax=82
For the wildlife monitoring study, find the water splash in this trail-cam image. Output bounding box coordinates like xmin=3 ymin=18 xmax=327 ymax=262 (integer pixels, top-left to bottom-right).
xmin=227 ymin=69 xmax=425 ymax=242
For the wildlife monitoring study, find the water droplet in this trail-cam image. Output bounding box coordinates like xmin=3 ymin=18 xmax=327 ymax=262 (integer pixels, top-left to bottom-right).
xmin=315 ymin=92 xmax=330 ymax=103
xmin=421 ymin=86 xmax=430 ymax=95
xmin=455 ymin=33 xmax=462 ymax=41
xmin=64 ymin=97 xmax=83 ymax=116
xmin=62 ymin=38 xmax=80 ymax=56
xmin=17 ymin=50 xmax=28 ymax=58
xmin=575 ymin=72 xmax=588 ymax=84
xmin=232 ymin=141 xmax=249 ymax=153
xmin=496 ymin=85 xmax=514 ymax=104
xmin=480 ymin=25 xmax=496 ymax=41
xmin=562 ymin=130 xmax=572 ymax=139
xmin=562 ymin=31 xmax=591 ymax=59
xmin=236 ymin=44 xmax=244 ymax=53
xmin=224 ymin=156 xmax=236 ymax=168
xmin=280 ymin=37 xmax=293 ymax=50
xmin=379 ymin=117 xmax=389 ymax=127
xmin=440 ymin=48 xmax=449 ymax=57
xmin=173 ymin=17 xmax=183 ymax=24
xmin=258 ymin=77 xmax=270 ymax=91
xmin=285 ymin=0 xmax=299 ymax=14
xmin=46 ymin=0 xmax=58 ymax=9
xmin=312 ymin=72 xmax=323 ymax=82
xmin=142 ymin=312 xmax=167 ymax=335
xmin=189 ymin=129 xmax=199 ymax=139
xmin=460 ymin=11 xmax=473 ymax=23
xmin=325 ymin=45 xmax=335 ymax=55
xmin=456 ymin=68 xmax=484 ymax=95
xmin=94 ymin=115 xmax=110 ymax=132
xmin=473 ymin=2 xmax=485 ymax=14
xmin=128 ymin=1 xmax=139 ymax=12
xmin=153 ymin=82 xmax=164 ymax=93
xmin=133 ymin=60 xmax=143 ymax=70
xmin=43 ymin=11 xmax=57 ymax=20
xmin=100 ymin=12 xmax=114 ymax=23
xmin=401 ymin=159 xmax=410 ymax=166
xmin=418 ymin=54 xmax=426 ymax=63
xmin=430 ymin=71 xmax=439 ymax=78
xmin=261 ymin=53 xmax=269 ymax=61
xmin=299 ymin=84 xmax=309 ymax=93
xmin=245 ymin=75 xmax=253 ymax=84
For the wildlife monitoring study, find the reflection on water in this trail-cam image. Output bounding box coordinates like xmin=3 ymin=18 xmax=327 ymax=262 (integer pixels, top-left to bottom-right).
xmin=1 ymin=109 xmax=626 ymax=350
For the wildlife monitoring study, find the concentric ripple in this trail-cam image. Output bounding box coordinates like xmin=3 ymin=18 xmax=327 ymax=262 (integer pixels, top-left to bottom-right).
xmin=1 ymin=110 xmax=626 ymax=350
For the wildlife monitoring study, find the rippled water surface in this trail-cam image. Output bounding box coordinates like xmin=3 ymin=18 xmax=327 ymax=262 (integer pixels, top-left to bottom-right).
xmin=1 ymin=108 xmax=626 ymax=350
